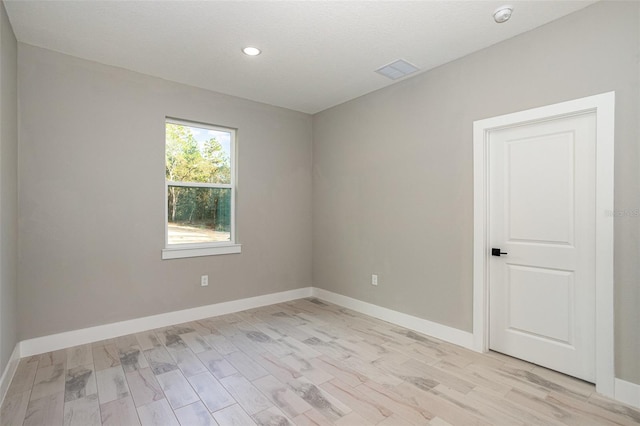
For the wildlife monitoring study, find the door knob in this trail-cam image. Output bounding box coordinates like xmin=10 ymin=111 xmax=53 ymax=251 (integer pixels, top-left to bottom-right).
xmin=492 ymin=248 xmax=508 ymax=256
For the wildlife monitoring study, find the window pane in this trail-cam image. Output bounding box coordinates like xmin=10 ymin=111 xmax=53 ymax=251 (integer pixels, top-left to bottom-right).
xmin=167 ymin=186 xmax=231 ymax=245
xmin=166 ymin=122 xmax=232 ymax=184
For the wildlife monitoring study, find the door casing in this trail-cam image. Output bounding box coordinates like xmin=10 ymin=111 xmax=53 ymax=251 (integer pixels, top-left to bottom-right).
xmin=472 ymin=92 xmax=615 ymax=397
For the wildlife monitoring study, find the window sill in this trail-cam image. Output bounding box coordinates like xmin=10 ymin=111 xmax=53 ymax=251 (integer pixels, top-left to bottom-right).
xmin=162 ymin=244 xmax=242 ymax=260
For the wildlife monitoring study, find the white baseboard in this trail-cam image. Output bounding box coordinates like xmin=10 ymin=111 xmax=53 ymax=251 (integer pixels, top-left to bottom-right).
xmin=18 ymin=285 xmax=474 ymax=358
xmin=311 ymin=288 xmax=475 ymax=350
xmin=0 ymin=344 xmax=21 ymax=405
xmin=11 ymin=284 xmax=640 ymax=412
xmin=20 ymin=287 xmax=313 ymax=357
xmin=311 ymin=288 xmax=640 ymax=410
xmin=615 ymin=378 xmax=640 ymax=409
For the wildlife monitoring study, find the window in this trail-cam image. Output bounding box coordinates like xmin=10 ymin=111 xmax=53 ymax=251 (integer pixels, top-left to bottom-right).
xmin=162 ymin=118 xmax=240 ymax=259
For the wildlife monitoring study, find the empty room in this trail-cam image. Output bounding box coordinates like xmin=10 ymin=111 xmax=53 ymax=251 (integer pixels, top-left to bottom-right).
xmin=0 ymin=0 xmax=639 ymax=425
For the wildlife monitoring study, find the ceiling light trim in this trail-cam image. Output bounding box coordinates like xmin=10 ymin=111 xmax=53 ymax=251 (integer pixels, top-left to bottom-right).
xmin=242 ymin=46 xmax=261 ymax=56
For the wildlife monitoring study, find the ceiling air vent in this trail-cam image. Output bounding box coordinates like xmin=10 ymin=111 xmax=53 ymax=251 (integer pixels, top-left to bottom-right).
xmin=375 ymin=59 xmax=419 ymax=80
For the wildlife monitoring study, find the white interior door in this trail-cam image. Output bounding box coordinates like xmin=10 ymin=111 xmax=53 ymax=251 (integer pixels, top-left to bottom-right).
xmin=489 ymin=112 xmax=596 ymax=382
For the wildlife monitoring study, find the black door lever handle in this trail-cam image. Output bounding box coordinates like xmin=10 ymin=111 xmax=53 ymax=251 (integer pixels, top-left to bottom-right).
xmin=492 ymin=248 xmax=508 ymax=256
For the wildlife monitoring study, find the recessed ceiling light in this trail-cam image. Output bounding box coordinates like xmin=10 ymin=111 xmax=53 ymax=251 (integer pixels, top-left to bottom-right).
xmin=242 ymin=47 xmax=261 ymax=56
xmin=493 ymin=5 xmax=513 ymax=23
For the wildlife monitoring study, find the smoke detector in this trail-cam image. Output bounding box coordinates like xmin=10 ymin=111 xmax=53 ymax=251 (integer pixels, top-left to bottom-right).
xmin=493 ymin=5 xmax=513 ymax=23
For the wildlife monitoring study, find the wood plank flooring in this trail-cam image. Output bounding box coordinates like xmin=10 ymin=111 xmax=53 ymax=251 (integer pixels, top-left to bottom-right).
xmin=1 ymin=298 xmax=639 ymax=425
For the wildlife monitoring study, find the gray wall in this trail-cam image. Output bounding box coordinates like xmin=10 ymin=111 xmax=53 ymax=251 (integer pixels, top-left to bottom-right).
xmin=12 ymin=0 xmax=640 ymax=386
xmin=0 ymin=1 xmax=18 ymax=375
xmin=313 ymin=1 xmax=640 ymax=383
xmin=18 ymin=45 xmax=313 ymax=339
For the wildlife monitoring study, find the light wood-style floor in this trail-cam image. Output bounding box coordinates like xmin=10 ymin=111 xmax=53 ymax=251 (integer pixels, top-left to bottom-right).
xmin=1 ymin=298 xmax=639 ymax=425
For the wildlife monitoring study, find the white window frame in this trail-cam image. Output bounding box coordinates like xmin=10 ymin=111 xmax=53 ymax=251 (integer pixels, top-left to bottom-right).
xmin=162 ymin=117 xmax=241 ymax=259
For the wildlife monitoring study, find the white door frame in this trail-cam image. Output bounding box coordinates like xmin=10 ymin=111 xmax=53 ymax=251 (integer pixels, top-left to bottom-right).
xmin=472 ymin=92 xmax=615 ymax=397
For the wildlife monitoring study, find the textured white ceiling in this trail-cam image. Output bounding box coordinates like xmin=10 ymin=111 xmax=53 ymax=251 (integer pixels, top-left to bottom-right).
xmin=5 ymin=0 xmax=597 ymax=114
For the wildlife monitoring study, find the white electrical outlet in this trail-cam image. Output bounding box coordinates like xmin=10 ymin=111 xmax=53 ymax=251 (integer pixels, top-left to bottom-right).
xmin=201 ymin=275 xmax=209 ymax=287
xmin=371 ymin=274 xmax=378 ymax=286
